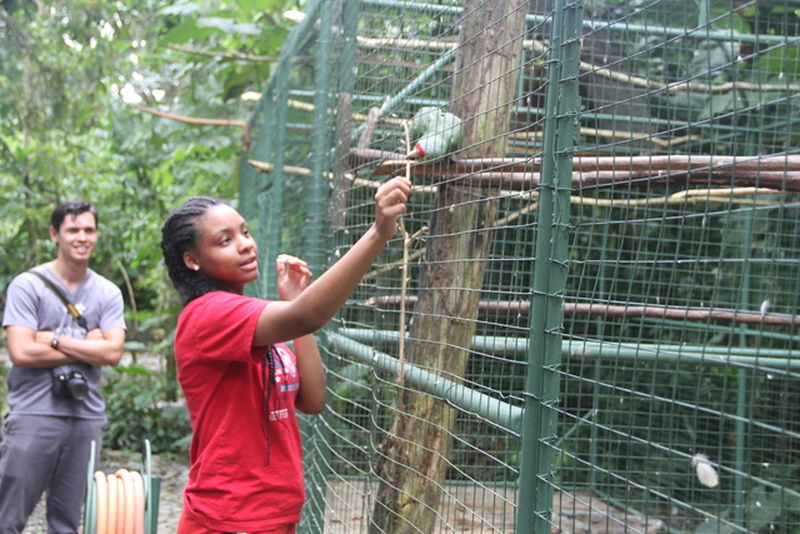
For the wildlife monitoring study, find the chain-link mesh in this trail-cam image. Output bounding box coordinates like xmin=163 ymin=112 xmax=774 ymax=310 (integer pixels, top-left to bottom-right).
xmin=241 ymin=1 xmax=800 ymax=532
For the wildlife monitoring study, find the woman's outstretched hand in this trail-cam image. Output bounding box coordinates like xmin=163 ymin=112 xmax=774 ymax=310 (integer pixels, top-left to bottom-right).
xmin=253 ymin=176 xmax=412 ymax=347
xmin=373 ymin=176 xmax=412 ymax=239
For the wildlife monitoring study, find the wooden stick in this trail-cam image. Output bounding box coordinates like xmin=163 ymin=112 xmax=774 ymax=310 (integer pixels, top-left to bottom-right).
xmin=367 ymin=153 xmax=800 ymax=175
xmin=365 ymin=296 xmax=800 ymax=327
xmin=363 ymin=184 xmax=781 ymax=280
xmin=363 ymin=151 xmax=800 ymax=191
xmin=395 ymin=122 xmax=413 ymax=386
xmin=508 ymin=126 xmax=700 ymax=149
xmin=133 ymin=105 xmax=247 ymax=128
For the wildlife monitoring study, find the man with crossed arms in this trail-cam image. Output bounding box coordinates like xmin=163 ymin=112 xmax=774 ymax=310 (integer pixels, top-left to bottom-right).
xmin=1 ymin=199 xmax=126 ymax=533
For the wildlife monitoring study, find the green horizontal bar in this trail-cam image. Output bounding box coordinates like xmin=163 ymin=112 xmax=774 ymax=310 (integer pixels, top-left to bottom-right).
xmin=349 ymin=48 xmax=457 ymax=145
xmin=326 ymin=331 xmax=524 ymax=433
xmin=360 ymin=0 xmax=794 ymax=45
xmin=337 ymin=328 xmax=800 ymax=371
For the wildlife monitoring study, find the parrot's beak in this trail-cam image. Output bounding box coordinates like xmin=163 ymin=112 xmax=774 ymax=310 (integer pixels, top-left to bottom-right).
xmin=407 ymin=144 xmax=426 ymax=159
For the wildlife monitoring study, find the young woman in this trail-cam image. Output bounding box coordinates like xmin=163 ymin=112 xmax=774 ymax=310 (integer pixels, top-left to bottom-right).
xmin=160 ymin=176 xmax=411 ymax=534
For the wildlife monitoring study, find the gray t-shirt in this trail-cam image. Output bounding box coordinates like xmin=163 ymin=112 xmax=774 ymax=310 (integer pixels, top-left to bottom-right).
xmin=2 ymin=265 xmax=126 ymax=419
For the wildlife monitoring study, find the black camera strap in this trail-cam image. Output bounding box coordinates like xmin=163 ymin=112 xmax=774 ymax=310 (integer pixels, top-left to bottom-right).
xmin=28 ymin=270 xmax=88 ymax=330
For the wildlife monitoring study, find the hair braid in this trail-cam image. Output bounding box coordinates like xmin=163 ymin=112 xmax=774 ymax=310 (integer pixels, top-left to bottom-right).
xmin=160 ymin=196 xmax=228 ymax=305
xmin=163 ymin=196 xmax=284 ymax=466
xmin=261 ymin=345 xmax=288 ymax=465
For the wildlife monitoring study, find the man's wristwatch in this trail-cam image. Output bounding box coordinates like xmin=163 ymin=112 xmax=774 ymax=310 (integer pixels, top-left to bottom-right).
xmin=51 ymin=333 xmax=60 ymax=349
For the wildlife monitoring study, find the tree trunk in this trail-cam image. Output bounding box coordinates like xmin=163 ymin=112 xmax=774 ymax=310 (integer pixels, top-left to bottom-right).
xmin=370 ymin=1 xmax=527 ymax=532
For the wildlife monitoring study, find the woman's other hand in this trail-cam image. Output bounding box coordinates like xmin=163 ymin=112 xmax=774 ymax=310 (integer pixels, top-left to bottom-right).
xmin=276 ymin=254 xmax=313 ymax=301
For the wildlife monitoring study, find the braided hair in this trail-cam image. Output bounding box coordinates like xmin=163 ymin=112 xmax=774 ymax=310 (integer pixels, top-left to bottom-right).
xmin=161 ymin=196 xmax=285 ymax=461
xmin=160 ymin=196 xmax=229 ymax=306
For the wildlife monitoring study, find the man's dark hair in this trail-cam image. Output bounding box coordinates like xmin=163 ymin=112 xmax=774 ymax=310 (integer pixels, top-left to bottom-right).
xmin=51 ymin=200 xmax=98 ymax=231
xmin=160 ymin=196 xmax=229 ymax=305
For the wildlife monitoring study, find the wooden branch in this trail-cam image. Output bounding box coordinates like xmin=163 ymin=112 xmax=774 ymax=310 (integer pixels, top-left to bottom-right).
xmin=366 ymin=296 xmax=800 ymax=327
xmin=508 ymin=127 xmax=700 ymax=149
xmin=573 ymin=187 xmax=784 ymax=207
xmin=566 ymin=303 xmax=800 ymax=327
xmin=478 ymin=170 xmax=800 ymax=192
xmin=364 ymin=248 xmax=426 ymax=280
xmin=247 ymin=159 xmax=336 ymax=180
xmin=581 ymin=59 xmax=800 ymax=95
xmin=524 ymin=39 xmax=800 ymax=93
xmin=133 ymin=105 xmax=247 ymax=128
xmin=167 ymin=43 xmax=281 ymax=62
xmin=364 ymin=151 xmax=800 ymax=191
xmin=370 ymin=153 xmax=800 ymax=175
xmin=362 ymin=184 xmax=778 ymax=282
xmin=356 ymin=36 xmax=458 ymax=51
xmin=357 ymin=107 xmax=383 ymax=150
xmin=247 ymin=159 xmax=398 ymax=191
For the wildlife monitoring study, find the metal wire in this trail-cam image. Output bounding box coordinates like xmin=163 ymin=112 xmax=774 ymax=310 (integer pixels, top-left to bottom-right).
xmin=241 ymin=0 xmax=800 ymax=532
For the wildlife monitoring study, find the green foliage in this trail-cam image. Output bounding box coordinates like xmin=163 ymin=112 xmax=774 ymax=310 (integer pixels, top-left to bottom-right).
xmin=101 ymin=364 xmax=192 ymax=455
xmin=0 ymin=0 xmax=308 ymax=462
xmin=0 ymin=0 xmax=306 ymax=315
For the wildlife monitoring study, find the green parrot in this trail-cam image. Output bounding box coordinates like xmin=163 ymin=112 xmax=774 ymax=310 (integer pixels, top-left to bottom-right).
xmin=406 ymin=106 xmax=464 ymax=161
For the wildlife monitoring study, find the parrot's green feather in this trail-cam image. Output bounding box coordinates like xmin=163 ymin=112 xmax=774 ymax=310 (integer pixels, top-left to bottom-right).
xmin=407 ymin=106 xmax=463 ymax=161
xmin=408 ymin=106 xmax=442 ymax=141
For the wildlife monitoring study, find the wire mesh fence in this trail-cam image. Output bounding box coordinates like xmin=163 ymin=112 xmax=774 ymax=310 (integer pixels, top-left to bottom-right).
xmin=240 ymin=0 xmax=800 ymax=532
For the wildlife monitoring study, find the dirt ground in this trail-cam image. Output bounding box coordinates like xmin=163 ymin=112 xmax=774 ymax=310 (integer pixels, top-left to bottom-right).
xmin=22 ymin=456 xmax=667 ymax=534
xmin=324 ymin=480 xmax=666 ymax=533
xmin=9 ymin=350 xmax=666 ymax=534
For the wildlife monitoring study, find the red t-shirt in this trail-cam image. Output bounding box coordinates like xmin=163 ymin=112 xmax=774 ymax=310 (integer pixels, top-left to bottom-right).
xmin=175 ymin=291 xmax=304 ymax=532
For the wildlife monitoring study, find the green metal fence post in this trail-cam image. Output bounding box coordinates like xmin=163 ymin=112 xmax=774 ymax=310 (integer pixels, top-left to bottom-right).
xmin=250 ymin=0 xmax=323 ymax=300
xmin=302 ymin=1 xmax=336 ymax=532
xmin=733 ymin=210 xmax=756 ymax=530
xmin=517 ymin=0 xmax=584 ymax=532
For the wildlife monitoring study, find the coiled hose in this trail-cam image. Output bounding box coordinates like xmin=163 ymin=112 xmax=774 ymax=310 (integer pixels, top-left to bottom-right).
xmin=83 ymin=440 xmax=160 ymax=534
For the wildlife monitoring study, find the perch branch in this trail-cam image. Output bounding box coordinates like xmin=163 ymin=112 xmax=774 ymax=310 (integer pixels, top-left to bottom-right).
xmin=247 ymin=159 xmax=322 ymax=177
xmin=364 ymin=248 xmax=426 ymax=280
xmin=524 ymin=39 xmax=800 ymax=93
xmin=246 ymin=159 xmax=383 ymax=189
xmin=358 ymin=107 xmax=383 ymax=150
xmin=585 ymin=62 xmax=800 ymax=94
xmin=365 ymin=296 xmax=800 ymax=327
xmin=508 ymin=125 xmax=700 ymax=149
xmin=366 ymin=152 xmax=800 ymax=191
xmin=572 ymin=187 xmax=784 ymax=207
xmin=356 ymin=36 xmax=458 ymax=51
xmin=396 ymin=121 xmax=413 ymax=385
xmin=369 ymin=154 xmax=800 ymax=175
xmin=285 ymin=98 xmax=406 ymax=127
xmin=362 ymin=185 xmax=780 ymax=280
xmin=133 ymin=105 xmax=247 ymax=128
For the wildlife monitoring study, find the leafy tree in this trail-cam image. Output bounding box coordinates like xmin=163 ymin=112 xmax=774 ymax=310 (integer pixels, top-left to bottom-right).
xmin=1 ymin=0 xmax=304 ymax=313
xmin=0 ymin=0 xmax=304 ymax=440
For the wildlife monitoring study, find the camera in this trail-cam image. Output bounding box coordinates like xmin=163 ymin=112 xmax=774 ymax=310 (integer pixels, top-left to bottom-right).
xmin=52 ymin=368 xmax=89 ymax=400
